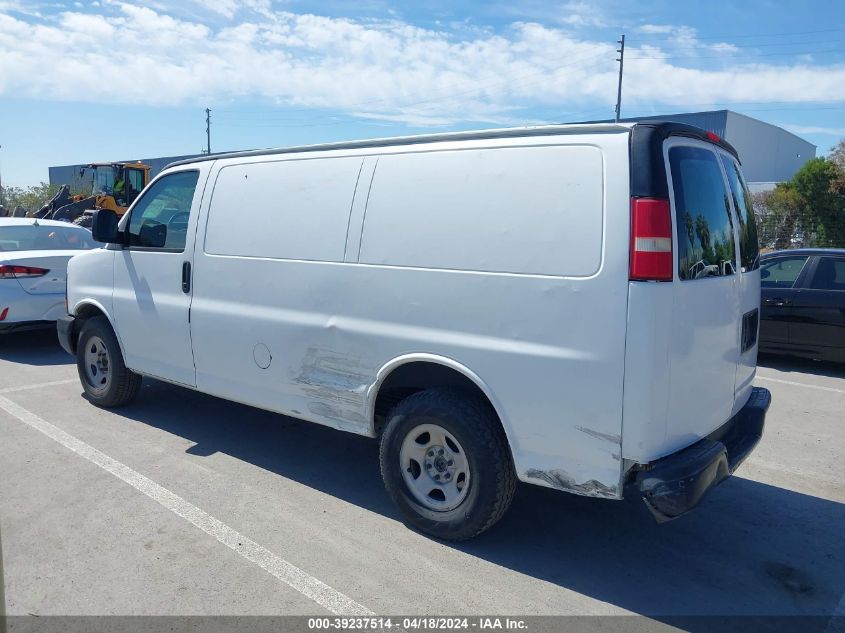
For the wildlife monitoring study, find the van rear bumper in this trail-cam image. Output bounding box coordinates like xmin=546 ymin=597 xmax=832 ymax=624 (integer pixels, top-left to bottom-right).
xmin=634 ymin=387 xmax=771 ymax=522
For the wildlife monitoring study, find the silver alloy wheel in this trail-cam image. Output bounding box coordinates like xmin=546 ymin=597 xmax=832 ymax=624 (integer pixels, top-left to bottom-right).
xmin=399 ymin=423 xmax=471 ymax=511
xmin=83 ymin=335 xmax=111 ymax=393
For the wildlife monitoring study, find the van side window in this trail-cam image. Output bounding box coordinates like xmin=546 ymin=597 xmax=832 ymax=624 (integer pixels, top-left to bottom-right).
xmin=128 ymin=171 xmax=199 ymax=251
xmin=669 ymin=146 xmax=737 ymax=280
xmin=720 ymin=156 xmax=760 ymax=273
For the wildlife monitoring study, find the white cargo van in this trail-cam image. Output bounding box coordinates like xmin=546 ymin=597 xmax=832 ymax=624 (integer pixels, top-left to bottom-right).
xmin=60 ymin=122 xmax=770 ymax=539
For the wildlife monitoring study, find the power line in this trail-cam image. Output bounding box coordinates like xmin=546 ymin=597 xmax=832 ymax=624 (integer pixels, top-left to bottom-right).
xmin=214 ymin=118 xmax=368 ymax=130
xmin=622 ymin=99 xmax=845 ymax=108
xmin=214 ymin=48 xmax=613 ymax=120
xmin=213 ymin=45 xmax=842 ymax=127
xmin=207 ymin=27 xmax=845 ymax=133
xmin=625 ymin=26 xmax=845 ymax=42
xmin=216 ymin=101 xmax=845 ymax=130
xmin=631 ymin=37 xmax=845 ymax=51
xmin=627 ymin=48 xmax=845 ymax=61
xmin=623 ymin=104 xmax=845 ymax=113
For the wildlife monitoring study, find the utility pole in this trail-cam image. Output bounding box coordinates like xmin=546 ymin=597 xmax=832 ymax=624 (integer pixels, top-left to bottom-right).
xmin=205 ymin=108 xmax=211 ymax=155
xmin=615 ymin=34 xmax=625 ymax=123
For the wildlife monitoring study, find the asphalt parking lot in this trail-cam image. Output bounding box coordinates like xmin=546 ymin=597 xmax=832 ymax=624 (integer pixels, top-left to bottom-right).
xmin=1 ymin=330 xmax=843 ymax=624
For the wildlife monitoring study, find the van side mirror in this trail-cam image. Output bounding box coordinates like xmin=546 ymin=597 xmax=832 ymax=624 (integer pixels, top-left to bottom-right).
xmin=91 ymin=209 xmax=121 ymax=244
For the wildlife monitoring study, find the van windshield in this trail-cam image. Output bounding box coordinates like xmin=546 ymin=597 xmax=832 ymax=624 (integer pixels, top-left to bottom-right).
xmin=669 ymin=146 xmax=737 ymax=280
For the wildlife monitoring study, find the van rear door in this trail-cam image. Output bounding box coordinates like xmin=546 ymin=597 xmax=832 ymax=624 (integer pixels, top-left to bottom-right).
xmin=663 ymin=138 xmax=742 ymax=450
xmin=719 ymin=154 xmax=762 ymax=407
xmin=624 ymin=124 xmax=760 ymax=463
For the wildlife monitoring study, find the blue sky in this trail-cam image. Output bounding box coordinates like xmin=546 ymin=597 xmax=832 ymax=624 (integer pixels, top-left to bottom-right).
xmin=1 ymin=0 xmax=844 ymax=186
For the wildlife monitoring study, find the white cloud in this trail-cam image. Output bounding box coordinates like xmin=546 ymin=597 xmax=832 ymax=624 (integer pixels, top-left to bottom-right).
xmin=637 ymin=24 xmax=675 ymax=34
xmin=783 ymin=124 xmax=845 ymax=136
xmin=558 ymin=1 xmax=606 ymax=28
xmin=190 ymin=0 xmax=272 ymax=19
xmin=709 ymin=42 xmax=739 ymax=54
xmin=633 ymin=25 xmax=739 ymax=55
xmin=0 ymin=0 xmax=41 ymax=17
xmin=487 ymin=1 xmax=606 ymax=29
xmin=0 ymin=5 xmax=843 ymax=125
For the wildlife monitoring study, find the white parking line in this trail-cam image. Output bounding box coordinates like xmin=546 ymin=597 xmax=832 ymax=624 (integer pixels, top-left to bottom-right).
xmin=0 ymin=378 xmax=79 ymax=395
xmin=756 ymin=375 xmax=845 ymax=395
xmin=0 ymin=393 xmax=374 ymax=616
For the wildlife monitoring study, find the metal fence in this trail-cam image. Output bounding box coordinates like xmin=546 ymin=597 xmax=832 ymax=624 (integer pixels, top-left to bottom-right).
xmin=753 ymin=197 xmax=845 ymax=251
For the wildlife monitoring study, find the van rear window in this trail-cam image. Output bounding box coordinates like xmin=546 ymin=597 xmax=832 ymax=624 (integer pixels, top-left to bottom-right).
xmin=669 ymin=146 xmax=737 ymax=280
xmin=721 ymin=156 xmax=760 ymax=272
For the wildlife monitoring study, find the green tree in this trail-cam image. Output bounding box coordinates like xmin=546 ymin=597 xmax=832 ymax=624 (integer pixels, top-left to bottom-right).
xmin=0 ymin=182 xmax=62 ymax=215
xmin=753 ymin=155 xmax=845 ymax=250
xmin=791 ymin=157 xmax=845 ymax=248
xmin=754 ymin=184 xmax=802 ymax=250
xmin=831 ymin=138 xmax=845 ymax=172
xmin=828 ymin=138 xmax=845 ymax=193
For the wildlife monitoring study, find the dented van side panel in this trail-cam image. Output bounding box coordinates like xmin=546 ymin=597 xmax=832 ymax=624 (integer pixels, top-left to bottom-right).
xmin=187 ymin=131 xmax=633 ymax=499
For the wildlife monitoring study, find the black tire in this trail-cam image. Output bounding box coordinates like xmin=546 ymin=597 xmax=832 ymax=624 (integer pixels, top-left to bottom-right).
xmin=76 ymin=316 xmax=141 ymax=407
xmin=379 ymin=388 xmax=516 ymax=540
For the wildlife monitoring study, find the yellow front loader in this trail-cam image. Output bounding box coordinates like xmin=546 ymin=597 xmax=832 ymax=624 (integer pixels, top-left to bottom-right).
xmin=40 ymin=162 xmax=151 ymax=227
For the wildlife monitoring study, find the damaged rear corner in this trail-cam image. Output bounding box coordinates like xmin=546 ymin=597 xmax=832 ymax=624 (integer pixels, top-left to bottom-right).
xmin=521 ymin=422 xmax=626 ymax=500
xmin=524 ymin=467 xmax=622 ymax=499
xmin=630 ymin=386 xmax=770 ymax=522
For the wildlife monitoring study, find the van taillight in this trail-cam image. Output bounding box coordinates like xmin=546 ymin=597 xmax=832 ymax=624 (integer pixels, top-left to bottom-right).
xmin=0 ymin=265 xmax=50 ymax=279
xmin=630 ymin=197 xmax=673 ymax=281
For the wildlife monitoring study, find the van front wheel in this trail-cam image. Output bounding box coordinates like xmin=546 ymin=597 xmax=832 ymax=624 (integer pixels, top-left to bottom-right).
xmin=379 ymin=388 xmax=516 ymax=540
xmin=76 ymin=316 xmax=141 ymax=407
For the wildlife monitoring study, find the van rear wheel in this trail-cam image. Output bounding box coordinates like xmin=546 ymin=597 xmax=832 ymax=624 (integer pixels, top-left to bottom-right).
xmin=76 ymin=316 xmax=141 ymax=407
xmin=379 ymin=388 xmax=516 ymax=540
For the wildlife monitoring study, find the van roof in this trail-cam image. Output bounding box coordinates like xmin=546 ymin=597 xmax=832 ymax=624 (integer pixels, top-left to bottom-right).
xmin=165 ymin=120 xmax=738 ymax=170
xmin=165 ymin=123 xmax=637 ymax=170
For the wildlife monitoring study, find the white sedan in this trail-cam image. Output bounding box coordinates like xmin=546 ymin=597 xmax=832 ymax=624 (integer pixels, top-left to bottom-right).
xmin=1 ymin=218 xmax=101 ymax=334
